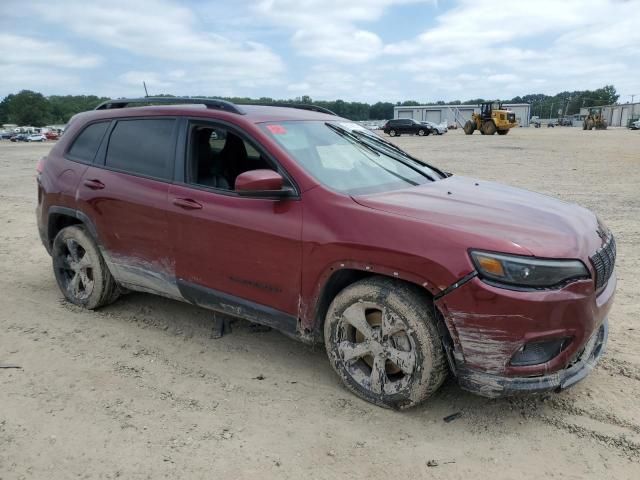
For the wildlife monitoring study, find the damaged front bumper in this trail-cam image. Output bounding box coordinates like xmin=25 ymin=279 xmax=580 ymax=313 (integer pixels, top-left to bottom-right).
xmin=456 ymin=319 xmax=608 ymax=398
xmin=434 ymin=270 xmax=615 ymax=399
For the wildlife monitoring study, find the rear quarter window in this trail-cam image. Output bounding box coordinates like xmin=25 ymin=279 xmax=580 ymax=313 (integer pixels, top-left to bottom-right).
xmin=105 ymin=119 xmax=176 ymax=180
xmin=67 ymin=121 xmax=110 ymax=163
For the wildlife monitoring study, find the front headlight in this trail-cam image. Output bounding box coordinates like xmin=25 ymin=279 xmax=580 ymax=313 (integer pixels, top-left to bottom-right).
xmin=470 ymin=251 xmax=589 ymax=289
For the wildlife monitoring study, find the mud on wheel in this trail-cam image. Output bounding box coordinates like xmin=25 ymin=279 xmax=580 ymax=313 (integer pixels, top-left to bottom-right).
xmin=324 ymin=277 xmax=448 ymax=409
xmin=52 ymin=225 xmax=120 ymax=309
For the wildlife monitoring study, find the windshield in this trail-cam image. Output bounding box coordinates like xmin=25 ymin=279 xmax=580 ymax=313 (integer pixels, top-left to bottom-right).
xmin=260 ymin=121 xmax=444 ymax=194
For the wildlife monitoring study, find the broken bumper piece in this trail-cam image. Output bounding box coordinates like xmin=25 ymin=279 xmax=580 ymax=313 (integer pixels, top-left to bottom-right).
xmin=456 ymin=319 xmax=608 ymax=398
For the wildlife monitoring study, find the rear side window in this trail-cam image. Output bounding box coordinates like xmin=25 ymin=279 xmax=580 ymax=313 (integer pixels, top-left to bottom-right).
xmin=68 ymin=122 xmax=109 ymax=163
xmin=105 ymin=119 xmax=176 ymax=180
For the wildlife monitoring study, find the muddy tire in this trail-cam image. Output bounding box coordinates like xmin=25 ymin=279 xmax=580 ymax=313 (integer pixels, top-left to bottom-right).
xmin=482 ymin=120 xmax=497 ymax=135
xmin=497 ymin=129 xmax=509 ymax=135
xmin=463 ymin=120 xmax=475 ymax=135
xmin=389 ymin=129 xmax=397 ymax=137
xmin=324 ymin=277 xmax=448 ymax=409
xmin=52 ymin=225 xmax=120 ymax=310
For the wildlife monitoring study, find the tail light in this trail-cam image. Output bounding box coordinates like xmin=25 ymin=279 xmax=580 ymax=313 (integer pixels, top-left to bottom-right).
xmin=36 ymin=156 xmax=46 ymax=174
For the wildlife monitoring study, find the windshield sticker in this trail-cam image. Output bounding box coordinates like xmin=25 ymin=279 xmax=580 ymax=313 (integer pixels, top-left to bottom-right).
xmin=267 ymin=124 xmax=287 ymax=135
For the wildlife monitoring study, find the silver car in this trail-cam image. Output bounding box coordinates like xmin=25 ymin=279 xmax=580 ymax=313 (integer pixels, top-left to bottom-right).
xmin=421 ymin=121 xmax=447 ymax=135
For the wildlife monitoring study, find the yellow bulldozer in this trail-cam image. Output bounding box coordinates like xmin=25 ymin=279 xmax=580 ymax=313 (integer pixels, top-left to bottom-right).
xmin=583 ymin=107 xmax=607 ymax=130
xmin=463 ymin=102 xmax=518 ymax=135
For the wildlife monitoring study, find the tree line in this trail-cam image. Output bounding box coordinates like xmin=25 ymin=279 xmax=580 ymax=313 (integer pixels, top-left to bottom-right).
xmin=0 ymin=86 xmax=620 ymax=127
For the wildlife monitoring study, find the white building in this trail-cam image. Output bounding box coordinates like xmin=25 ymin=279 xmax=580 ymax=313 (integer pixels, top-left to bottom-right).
xmin=394 ymin=103 xmax=532 ymax=127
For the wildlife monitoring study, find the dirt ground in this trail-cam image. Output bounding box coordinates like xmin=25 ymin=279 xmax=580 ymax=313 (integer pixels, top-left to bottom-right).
xmin=1 ymin=127 xmax=639 ymax=479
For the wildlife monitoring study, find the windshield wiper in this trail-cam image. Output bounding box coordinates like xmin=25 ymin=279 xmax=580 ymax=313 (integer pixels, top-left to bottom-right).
xmin=325 ymin=123 xmax=381 ymax=158
xmin=349 ymin=128 xmax=449 ymax=178
xmin=326 ymin=123 xmax=435 ymax=181
xmin=325 ymin=123 xmax=419 ymax=185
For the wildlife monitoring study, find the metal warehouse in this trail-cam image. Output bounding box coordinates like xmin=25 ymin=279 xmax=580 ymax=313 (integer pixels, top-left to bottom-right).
xmin=394 ymin=103 xmax=532 ymax=127
xmin=584 ymin=103 xmax=640 ymax=127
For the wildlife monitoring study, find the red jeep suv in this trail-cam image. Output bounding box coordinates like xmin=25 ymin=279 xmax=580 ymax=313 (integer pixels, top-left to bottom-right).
xmin=36 ymin=97 xmax=615 ymax=408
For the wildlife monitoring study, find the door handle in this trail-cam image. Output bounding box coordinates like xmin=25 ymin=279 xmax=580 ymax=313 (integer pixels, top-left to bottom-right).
xmin=83 ymin=179 xmax=105 ymax=190
xmin=172 ymin=198 xmax=203 ymax=210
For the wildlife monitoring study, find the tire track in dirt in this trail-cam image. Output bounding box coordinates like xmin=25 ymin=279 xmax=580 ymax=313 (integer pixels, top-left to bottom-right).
xmin=599 ymin=357 xmax=640 ymax=382
xmin=505 ymin=395 xmax=640 ymax=460
xmin=539 ymin=415 xmax=640 ymax=460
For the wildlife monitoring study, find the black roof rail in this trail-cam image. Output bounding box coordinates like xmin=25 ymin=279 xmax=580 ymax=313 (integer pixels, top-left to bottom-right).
xmin=254 ymin=103 xmax=337 ymax=116
xmin=94 ymin=97 xmax=246 ymax=115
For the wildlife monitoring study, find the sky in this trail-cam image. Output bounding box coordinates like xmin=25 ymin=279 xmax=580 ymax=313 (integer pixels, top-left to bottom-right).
xmin=1 ymin=0 xmax=639 ymax=103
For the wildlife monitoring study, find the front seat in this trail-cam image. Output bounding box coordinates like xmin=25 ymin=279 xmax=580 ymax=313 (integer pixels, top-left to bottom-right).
xmin=195 ymin=129 xmax=229 ymax=189
xmin=219 ymin=133 xmax=248 ymax=187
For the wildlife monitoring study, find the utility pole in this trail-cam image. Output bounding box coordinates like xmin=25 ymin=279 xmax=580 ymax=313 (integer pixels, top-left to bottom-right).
xmin=629 ymin=94 xmax=637 ymax=104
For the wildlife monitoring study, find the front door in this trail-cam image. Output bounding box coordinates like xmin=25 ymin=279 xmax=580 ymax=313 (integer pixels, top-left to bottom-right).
xmin=168 ymin=121 xmax=303 ymax=333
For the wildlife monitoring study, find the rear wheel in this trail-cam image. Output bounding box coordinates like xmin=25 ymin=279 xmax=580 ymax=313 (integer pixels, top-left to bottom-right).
xmin=52 ymin=225 xmax=120 ymax=309
xmin=482 ymin=120 xmax=497 ymax=135
xmin=463 ymin=121 xmax=475 ymax=135
xmin=324 ymin=277 xmax=448 ymax=409
xmin=389 ymin=129 xmax=397 ymax=137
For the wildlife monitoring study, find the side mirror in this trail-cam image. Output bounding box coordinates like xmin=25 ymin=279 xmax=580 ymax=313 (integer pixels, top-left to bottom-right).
xmin=235 ymin=169 xmax=294 ymax=198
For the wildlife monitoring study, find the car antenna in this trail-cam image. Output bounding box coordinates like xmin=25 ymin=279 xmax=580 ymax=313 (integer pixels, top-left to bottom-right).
xmin=143 ymin=81 xmax=149 ymax=98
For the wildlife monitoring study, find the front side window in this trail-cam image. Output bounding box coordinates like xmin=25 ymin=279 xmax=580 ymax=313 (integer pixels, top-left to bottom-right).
xmin=105 ymin=119 xmax=176 ymax=180
xmin=260 ymin=121 xmax=443 ymax=195
xmin=67 ymin=121 xmax=110 ymax=163
xmin=186 ymin=123 xmax=275 ymax=191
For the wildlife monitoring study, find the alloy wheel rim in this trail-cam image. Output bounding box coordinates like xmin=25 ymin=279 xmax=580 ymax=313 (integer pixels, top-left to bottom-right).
xmin=336 ymin=301 xmax=417 ymax=395
xmin=56 ymin=239 xmax=95 ymax=301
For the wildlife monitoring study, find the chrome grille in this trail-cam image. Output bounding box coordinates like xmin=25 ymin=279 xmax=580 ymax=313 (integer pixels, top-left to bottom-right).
xmin=590 ymin=234 xmax=616 ymax=290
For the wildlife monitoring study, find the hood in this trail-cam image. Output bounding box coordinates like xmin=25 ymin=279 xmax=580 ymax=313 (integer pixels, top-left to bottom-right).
xmin=353 ymin=176 xmax=602 ymax=260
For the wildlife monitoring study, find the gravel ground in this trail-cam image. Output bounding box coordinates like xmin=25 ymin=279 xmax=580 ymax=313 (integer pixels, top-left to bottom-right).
xmin=1 ymin=127 xmax=639 ymax=479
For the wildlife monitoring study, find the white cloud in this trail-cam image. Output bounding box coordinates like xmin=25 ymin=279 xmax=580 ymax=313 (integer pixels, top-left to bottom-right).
xmin=253 ymin=0 xmax=431 ymax=63
xmin=32 ymin=0 xmax=285 ymax=91
xmin=1 ymin=0 xmax=639 ymax=102
xmin=385 ymin=0 xmax=640 ymax=100
xmin=0 ymin=33 xmax=101 ymax=69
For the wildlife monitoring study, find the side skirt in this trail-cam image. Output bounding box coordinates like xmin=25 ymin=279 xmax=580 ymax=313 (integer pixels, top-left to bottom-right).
xmin=177 ymin=279 xmax=299 ymax=337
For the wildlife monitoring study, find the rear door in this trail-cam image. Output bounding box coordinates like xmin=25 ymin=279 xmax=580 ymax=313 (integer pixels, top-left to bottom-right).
xmin=76 ymin=117 xmax=180 ymax=298
xmin=168 ymin=119 xmax=303 ymax=332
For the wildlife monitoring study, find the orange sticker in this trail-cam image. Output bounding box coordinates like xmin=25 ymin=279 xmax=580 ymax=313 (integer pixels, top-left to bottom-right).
xmin=267 ymin=124 xmax=287 ymax=134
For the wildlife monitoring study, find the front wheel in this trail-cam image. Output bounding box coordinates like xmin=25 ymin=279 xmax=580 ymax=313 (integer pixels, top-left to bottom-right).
xmin=482 ymin=120 xmax=497 ymax=135
xmin=52 ymin=225 xmax=120 ymax=309
xmin=417 ymin=129 xmax=426 ymax=136
xmin=324 ymin=277 xmax=448 ymax=409
xmin=463 ymin=120 xmax=475 ymax=135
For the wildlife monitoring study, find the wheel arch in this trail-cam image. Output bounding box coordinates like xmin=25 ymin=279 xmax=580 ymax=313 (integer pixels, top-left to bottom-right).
xmin=46 ymin=206 xmax=100 ymax=251
xmin=303 ymin=263 xmax=447 ymax=343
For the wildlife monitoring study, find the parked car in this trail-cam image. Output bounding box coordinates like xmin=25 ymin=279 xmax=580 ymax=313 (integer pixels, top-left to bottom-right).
xmin=45 ymin=131 xmax=60 ymax=140
xmin=26 ymin=134 xmax=47 ymax=142
xmin=382 ymin=118 xmax=433 ymax=136
xmin=421 ymin=121 xmax=447 ymax=135
xmin=36 ymin=97 xmax=615 ymax=409
xmin=10 ymin=133 xmax=29 ymax=142
xmin=0 ymin=131 xmax=14 ymax=140
xmin=630 ymin=119 xmax=640 ymax=130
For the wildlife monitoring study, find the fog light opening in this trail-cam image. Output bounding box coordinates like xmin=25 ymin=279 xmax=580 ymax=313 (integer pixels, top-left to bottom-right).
xmin=510 ymin=337 xmax=571 ymax=366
